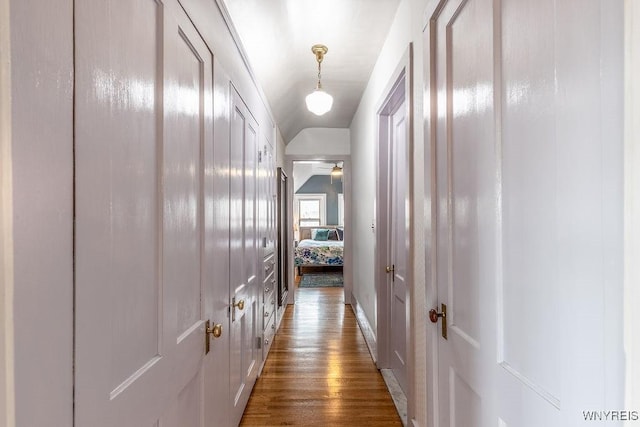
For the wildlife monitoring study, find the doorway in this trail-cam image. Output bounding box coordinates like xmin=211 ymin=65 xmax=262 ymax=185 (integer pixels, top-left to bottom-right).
xmin=286 ymin=157 xmax=352 ymax=305
xmin=375 ymin=50 xmax=412 ymax=397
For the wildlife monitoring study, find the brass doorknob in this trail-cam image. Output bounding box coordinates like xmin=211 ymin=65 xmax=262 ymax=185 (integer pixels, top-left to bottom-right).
xmin=205 ymin=320 xmax=223 ymax=354
xmin=385 ymin=265 xmax=395 ymax=273
xmin=234 ymin=299 xmax=245 ymax=311
xmin=207 ymin=322 xmax=223 ymax=338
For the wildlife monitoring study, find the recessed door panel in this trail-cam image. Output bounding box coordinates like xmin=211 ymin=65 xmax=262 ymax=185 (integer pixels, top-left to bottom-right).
xmin=164 ymin=23 xmax=205 ymax=345
xmin=448 ymin=0 xmax=489 ymax=346
xmin=500 ymin=0 xmax=560 ymax=403
xmin=75 ymin=1 xmax=165 ymax=422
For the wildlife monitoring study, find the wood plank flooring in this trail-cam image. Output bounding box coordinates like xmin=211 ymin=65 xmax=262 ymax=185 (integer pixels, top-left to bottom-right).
xmin=239 ymin=286 xmax=402 ymax=426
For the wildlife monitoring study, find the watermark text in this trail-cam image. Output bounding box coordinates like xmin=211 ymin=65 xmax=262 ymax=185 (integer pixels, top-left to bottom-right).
xmin=582 ymin=410 xmax=639 ymax=421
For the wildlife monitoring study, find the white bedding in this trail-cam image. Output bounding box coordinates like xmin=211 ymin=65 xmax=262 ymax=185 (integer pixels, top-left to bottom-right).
xmin=297 ymin=239 xmax=344 ymax=248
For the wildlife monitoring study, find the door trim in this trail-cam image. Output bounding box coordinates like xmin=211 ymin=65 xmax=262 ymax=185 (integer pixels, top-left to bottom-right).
xmin=374 ymin=42 xmax=413 ymax=396
xmin=422 ymin=3 xmax=447 ymax=426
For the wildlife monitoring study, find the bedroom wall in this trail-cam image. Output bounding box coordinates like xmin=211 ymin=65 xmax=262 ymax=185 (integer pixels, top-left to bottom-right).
xmin=296 ymin=175 xmax=343 ymax=225
xmin=285 ymin=127 xmax=350 ymax=156
xmin=349 ymin=0 xmax=429 ymax=424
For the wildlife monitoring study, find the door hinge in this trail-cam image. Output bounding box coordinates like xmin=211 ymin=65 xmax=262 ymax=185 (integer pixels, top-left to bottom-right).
xmin=256 ymin=336 xmax=262 ymax=349
xmin=258 ymin=151 xmax=263 ymax=163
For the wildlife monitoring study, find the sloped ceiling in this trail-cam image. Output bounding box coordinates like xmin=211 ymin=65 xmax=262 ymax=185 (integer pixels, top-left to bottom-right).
xmin=222 ymin=0 xmax=402 ymax=143
xmin=292 ymin=161 xmax=343 ymax=192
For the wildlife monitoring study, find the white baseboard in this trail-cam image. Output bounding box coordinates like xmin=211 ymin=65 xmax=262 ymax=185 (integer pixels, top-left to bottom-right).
xmin=350 ymin=293 xmax=377 ymax=363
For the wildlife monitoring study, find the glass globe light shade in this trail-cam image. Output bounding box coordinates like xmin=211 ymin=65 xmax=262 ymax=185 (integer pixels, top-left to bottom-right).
xmin=305 ymin=89 xmax=333 ymax=116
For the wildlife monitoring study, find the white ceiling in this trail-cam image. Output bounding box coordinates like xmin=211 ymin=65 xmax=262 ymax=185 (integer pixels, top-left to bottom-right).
xmin=222 ymin=0 xmax=402 ymax=143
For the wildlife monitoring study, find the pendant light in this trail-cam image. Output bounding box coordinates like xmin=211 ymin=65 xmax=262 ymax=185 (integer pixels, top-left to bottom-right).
xmin=305 ymin=44 xmax=333 ymax=116
xmin=330 ymin=163 xmax=342 ymax=183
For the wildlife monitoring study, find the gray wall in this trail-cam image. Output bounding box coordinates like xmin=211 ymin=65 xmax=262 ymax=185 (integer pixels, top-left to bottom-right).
xmin=296 ymin=175 xmax=343 ymax=225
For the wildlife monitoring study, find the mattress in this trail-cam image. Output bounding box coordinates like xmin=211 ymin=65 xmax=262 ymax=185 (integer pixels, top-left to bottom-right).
xmin=295 ymin=239 xmax=344 ymax=266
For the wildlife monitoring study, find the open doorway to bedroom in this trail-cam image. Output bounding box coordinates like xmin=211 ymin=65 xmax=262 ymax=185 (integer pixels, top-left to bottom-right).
xmin=290 ymin=159 xmax=350 ymax=302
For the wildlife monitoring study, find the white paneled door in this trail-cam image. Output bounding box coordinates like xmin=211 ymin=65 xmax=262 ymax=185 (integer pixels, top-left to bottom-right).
xmin=389 ymin=96 xmax=409 ymax=394
xmin=75 ymin=1 xmax=218 ymax=425
xmin=229 ymin=87 xmax=260 ymax=426
xmin=428 ymin=0 xmax=622 ymax=426
xmin=377 ymin=65 xmax=411 ymax=397
xmin=431 ymin=1 xmax=497 ymax=425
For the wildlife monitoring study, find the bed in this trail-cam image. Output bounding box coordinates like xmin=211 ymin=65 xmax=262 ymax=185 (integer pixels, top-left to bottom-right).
xmin=295 ymin=226 xmax=344 ymax=272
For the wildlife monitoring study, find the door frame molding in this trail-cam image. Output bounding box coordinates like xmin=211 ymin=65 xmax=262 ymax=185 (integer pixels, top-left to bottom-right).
xmin=422 ymin=3 xmax=440 ymax=426
xmin=374 ymin=44 xmax=413 ymax=380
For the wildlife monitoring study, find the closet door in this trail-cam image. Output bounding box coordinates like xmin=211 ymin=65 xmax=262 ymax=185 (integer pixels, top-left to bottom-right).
xmin=75 ymin=1 xmax=214 ymax=425
xmin=229 ymin=87 xmax=260 ymax=426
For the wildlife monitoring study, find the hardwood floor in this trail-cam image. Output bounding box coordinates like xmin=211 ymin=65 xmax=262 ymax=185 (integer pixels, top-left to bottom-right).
xmin=239 ymin=286 xmax=402 ymax=426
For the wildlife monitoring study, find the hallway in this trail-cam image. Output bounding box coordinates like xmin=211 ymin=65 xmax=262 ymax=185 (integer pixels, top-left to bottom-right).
xmin=2 ymin=1 xmax=632 ymax=426
xmin=239 ymin=287 xmax=402 ymax=426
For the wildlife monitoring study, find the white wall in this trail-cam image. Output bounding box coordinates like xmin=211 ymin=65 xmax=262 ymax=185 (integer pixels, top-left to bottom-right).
xmin=350 ymin=0 xmax=411 ymax=331
xmin=349 ymin=0 xmax=429 ymax=423
xmin=285 ymin=127 xmax=350 ymax=156
xmin=625 ymin=0 xmax=640 ymax=414
xmin=1 ymin=1 xmax=75 ymax=426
